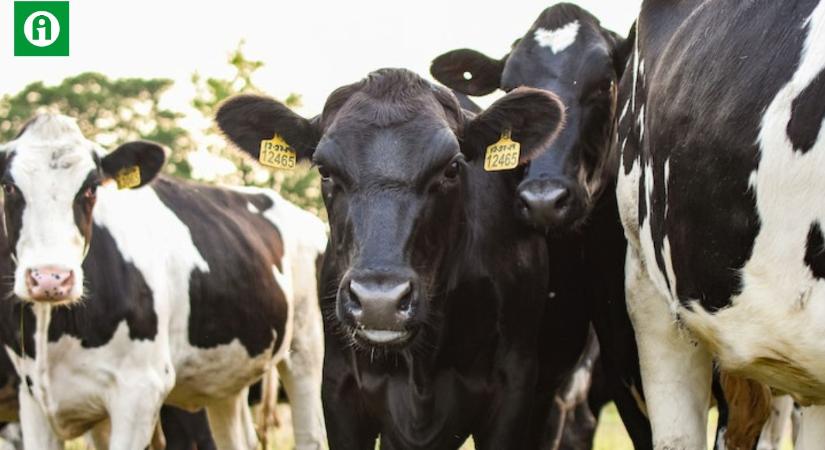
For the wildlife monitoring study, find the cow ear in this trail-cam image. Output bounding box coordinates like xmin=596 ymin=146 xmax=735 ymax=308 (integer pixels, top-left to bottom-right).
xmin=216 ymin=94 xmax=319 ymax=162
xmin=430 ymin=49 xmax=505 ymax=96
xmin=101 ymin=141 xmax=166 ymax=188
xmin=462 ymin=87 xmax=565 ymax=163
xmin=609 ymin=24 xmax=635 ymax=78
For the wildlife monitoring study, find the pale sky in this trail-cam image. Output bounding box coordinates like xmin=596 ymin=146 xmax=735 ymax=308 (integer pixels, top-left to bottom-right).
xmin=1 ymin=1 xmax=641 ymax=117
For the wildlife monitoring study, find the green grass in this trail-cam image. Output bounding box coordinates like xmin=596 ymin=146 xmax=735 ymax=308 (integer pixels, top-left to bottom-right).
xmin=50 ymin=403 xmax=798 ymax=449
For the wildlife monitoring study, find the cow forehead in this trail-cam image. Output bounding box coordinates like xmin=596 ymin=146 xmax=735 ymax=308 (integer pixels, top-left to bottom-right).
xmin=318 ymin=125 xmax=458 ymax=179
xmin=6 ymin=115 xmax=99 ymax=190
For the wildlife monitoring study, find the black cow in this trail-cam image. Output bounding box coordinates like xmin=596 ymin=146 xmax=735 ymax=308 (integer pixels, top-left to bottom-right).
xmin=217 ymin=68 xmax=567 ymax=449
xmin=0 ymin=114 xmax=326 ymax=449
xmin=431 ymin=4 xmax=648 ymax=449
xmin=616 ymin=0 xmax=825 ymax=449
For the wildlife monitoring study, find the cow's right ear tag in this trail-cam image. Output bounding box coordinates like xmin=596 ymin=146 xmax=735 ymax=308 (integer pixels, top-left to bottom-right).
xmin=484 ymin=130 xmax=521 ymax=172
xmin=259 ymin=134 xmax=297 ymax=170
xmin=115 ymin=166 xmax=141 ymax=189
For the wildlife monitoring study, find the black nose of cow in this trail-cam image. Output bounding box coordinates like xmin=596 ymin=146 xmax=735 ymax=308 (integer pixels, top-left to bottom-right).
xmin=517 ymin=183 xmax=573 ymax=229
xmin=341 ymin=274 xmax=415 ymax=344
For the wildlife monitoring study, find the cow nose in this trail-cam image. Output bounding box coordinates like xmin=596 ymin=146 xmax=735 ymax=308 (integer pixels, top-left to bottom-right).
xmin=518 ymin=186 xmax=571 ymax=228
xmin=345 ymin=278 xmax=413 ymax=330
xmin=25 ymin=266 xmax=75 ymax=302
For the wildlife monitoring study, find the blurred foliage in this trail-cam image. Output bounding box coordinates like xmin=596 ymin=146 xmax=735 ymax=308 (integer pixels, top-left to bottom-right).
xmin=191 ymin=42 xmax=323 ymax=217
xmin=0 ymin=73 xmax=195 ymax=178
xmin=0 ymin=41 xmax=324 ymax=218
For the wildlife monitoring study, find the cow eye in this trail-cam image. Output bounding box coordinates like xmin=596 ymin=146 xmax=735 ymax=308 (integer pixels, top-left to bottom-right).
xmin=317 ymin=165 xmax=332 ymax=182
xmin=83 ymin=184 xmax=98 ymax=199
xmin=444 ymin=160 xmax=461 ymax=179
xmin=2 ymin=182 xmax=16 ymax=196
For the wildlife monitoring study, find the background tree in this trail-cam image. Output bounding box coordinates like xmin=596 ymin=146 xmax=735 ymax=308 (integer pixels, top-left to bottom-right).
xmin=0 ymin=73 xmax=195 ymax=179
xmin=190 ymin=42 xmax=323 ymax=216
xmin=0 ymin=42 xmax=323 ymax=217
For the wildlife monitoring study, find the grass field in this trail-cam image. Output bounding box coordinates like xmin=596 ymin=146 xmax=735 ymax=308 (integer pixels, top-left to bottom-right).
xmin=52 ymin=402 xmax=792 ymax=449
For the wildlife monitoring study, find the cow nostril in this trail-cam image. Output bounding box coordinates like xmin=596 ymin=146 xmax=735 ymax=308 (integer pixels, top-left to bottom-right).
xmin=347 ymin=281 xmax=363 ymax=308
xmin=552 ymin=188 xmax=571 ymax=210
xmin=60 ymin=271 xmax=74 ymax=288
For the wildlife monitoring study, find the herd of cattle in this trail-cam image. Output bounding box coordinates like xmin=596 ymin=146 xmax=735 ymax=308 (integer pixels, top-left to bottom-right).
xmin=0 ymin=0 xmax=823 ymax=449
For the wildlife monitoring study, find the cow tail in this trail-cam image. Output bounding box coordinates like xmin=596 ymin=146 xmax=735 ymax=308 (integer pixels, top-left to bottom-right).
xmin=720 ymin=370 xmax=772 ymax=450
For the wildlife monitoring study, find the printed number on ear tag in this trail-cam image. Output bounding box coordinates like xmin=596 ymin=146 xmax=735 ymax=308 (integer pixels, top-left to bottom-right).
xmin=484 ymin=130 xmax=521 ymax=172
xmin=259 ymin=134 xmax=297 ymax=170
xmin=116 ymin=166 xmax=141 ymax=189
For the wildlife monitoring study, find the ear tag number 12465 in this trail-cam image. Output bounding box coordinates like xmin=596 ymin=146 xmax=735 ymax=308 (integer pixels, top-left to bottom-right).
xmin=484 ymin=130 xmax=521 ymax=172
xmin=259 ymin=134 xmax=297 ymax=170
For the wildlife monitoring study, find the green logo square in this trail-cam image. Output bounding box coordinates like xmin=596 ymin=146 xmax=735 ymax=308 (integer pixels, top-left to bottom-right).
xmin=14 ymin=1 xmax=69 ymax=56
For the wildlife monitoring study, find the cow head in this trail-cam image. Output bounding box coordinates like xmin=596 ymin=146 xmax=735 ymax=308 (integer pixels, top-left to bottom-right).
xmin=0 ymin=114 xmax=165 ymax=304
xmin=431 ymin=3 xmax=632 ymax=231
xmin=217 ymin=69 xmax=563 ymax=348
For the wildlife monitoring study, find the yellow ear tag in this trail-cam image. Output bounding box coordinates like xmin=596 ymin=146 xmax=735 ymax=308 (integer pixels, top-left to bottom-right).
xmin=484 ymin=130 xmax=521 ymax=172
xmin=259 ymin=134 xmax=297 ymax=170
xmin=115 ymin=166 xmax=141 ymax=189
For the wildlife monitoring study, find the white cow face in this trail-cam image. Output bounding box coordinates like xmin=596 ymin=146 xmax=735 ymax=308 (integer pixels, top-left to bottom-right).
xmin=0 ymin=114 xmax=166 ymax=304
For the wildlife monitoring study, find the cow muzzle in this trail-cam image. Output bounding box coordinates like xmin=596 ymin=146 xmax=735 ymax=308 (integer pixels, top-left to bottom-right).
xmin=338 ymin=270 xmax=417 ymax=346
xmin=516 ymin=178 xmax=584 ymax=231
xmin=25 ymin=266 xmax=76 ymax=303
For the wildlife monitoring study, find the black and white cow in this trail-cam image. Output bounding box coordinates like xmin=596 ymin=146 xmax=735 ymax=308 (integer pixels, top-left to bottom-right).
xmin=217 ymin=68 xmax=566 ymax=449
xmin=430 ymin=4 xmax=649 ymax=449
xmin=617 ymin=0 xmax=825 ymax=448
xmin=0 ymin=114 xmax=326 ymax=449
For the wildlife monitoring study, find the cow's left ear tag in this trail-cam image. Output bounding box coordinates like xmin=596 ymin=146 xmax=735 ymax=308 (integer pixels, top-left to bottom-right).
xmin=115 ymin=166 xmax=141 ymax=189
xmin=259 ymin=134 xmax=297 ymax=170
xmin=484 ymin=130 xmax=521 ymax=172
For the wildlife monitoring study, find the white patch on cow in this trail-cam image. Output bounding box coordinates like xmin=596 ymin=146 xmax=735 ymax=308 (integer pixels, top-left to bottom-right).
xmin=637 ymin=106 xmax=646 ymax=143
xmin=638 ymin=162 xmax=675 ymax=309
xmin=619 ymin=100 xmax=630 ymax=124
xmin=797 ymin=404 xmax=825 ymax=450
xmin=5 ymin=115 xmax=99 ymax=301
xmin=247 ymin=202 xmax=260 ymax=214
xmin=617 ymin=159 xmax=641 ymax=247
xmin=679 ymin=1 xmax=825 ymax=404
xmin=748 ymin=170 xmax=759 ymax=191
xmin=625 ymin=244 xmax=713 ymax=450
xmin=13 ymin=313 xmax=173 ymax=441
xmin=631 ymin=31 xmax=640 ymax=113
xmin=534 ymin=21 xmax=580 ymax=54
xmin=756 ymin=395 xmax=793 ymax=450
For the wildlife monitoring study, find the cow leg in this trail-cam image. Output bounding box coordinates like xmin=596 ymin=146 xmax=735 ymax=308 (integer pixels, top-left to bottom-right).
xmin=19 ymin=387 xmax=61 ymax=450
xmin=107 ymin=384 xmax=165 ymax=450
xmin=625 ymin=248 xmax=712 ymax=450
xmin=756 ymin=395 xmax=793 ymax=450
xmin=796 ymin=405 xmax=825 ymax=450
xmin=0 ymin=423 xmax=23 ymax=450
xmin=87 ymin=419 xmax=109 ymax=449
xmin=86 ymin=419 xmax=111 ymax=449
xmin=277 ymin=315 xmax=325 ymax=450
xmin=206 ymin=387 xmax=258 ymax=450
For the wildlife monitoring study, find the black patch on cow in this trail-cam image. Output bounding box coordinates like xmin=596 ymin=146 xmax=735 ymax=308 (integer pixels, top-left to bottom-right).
xmin=49 ymin=225 xmax=159 ymax=345
xmin=1 ymin=153 xmax=24 ymax=256
xmin=24 ymin=376 xmax=32 ymax=396
xmin=788 ymin=68 xmax=825 ymax=154
xmin=151 ymin=176 xmax=288 ymax=357
xmin=72 ymin=170 xmax=102 ymax=247
xmin=160 ymin=406 xmax=217 ymax=450
xmin=805 ymin=221 xmax=825 ymax=279
xmin=621 ymin=0 xmax=821 ymax=312
xmin=0 ymin=222 xmax=158 ymax=358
